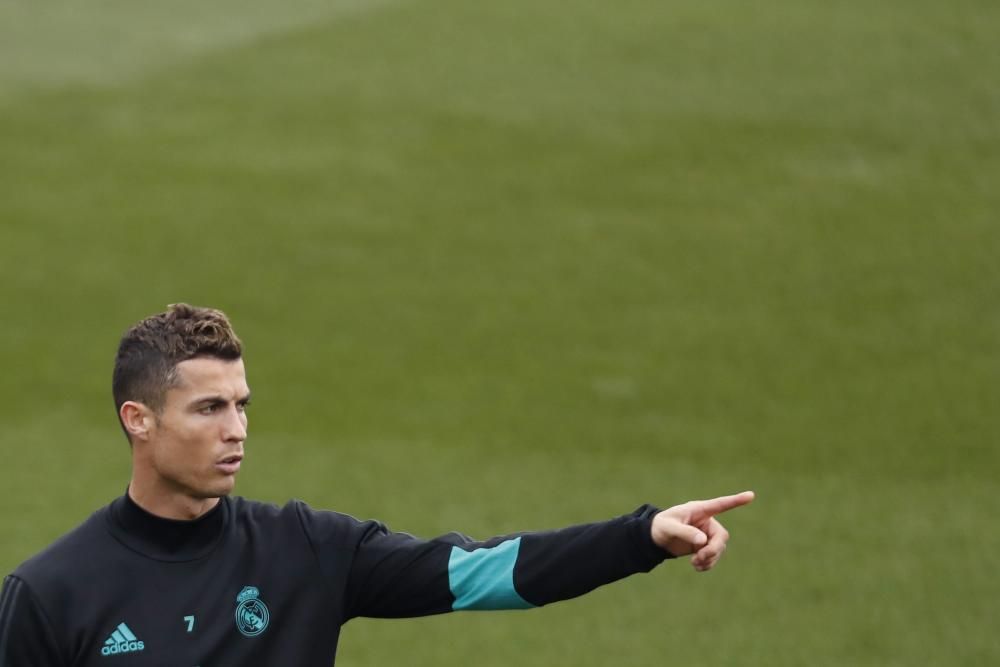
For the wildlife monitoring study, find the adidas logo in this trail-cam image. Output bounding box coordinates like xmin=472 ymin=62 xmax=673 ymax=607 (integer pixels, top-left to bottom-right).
xmin=100 ymin=622 xmax=145 ymax=656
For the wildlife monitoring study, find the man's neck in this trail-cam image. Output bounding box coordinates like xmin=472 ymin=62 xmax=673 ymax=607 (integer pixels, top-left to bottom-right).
xmin=127 ymin=482 xmax=220 ymax=520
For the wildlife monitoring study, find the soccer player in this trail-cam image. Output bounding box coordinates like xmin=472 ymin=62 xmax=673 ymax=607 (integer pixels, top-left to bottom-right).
xmin=0 ymin=304 xmax=754 ymax=666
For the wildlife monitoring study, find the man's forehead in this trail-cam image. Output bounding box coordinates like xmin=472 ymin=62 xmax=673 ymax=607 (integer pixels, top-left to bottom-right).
xmin=170 ymin=357 xmax=249 ymax=394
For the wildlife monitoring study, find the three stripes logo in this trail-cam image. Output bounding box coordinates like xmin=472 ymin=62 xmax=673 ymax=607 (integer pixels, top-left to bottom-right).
xmin=100 ymin=622 xmax=145 ymax=657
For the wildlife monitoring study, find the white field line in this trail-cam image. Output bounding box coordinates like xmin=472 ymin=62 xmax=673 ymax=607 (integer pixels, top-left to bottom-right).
xmin=0 ymin=0 xmax=411 ymax=101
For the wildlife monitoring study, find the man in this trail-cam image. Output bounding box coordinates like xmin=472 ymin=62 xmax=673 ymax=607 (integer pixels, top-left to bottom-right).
xmin=0 ymin=304 xmax=754 ymax=666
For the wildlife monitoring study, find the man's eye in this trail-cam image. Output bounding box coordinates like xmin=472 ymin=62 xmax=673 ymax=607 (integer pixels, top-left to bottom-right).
xmin=200 ymin=405 xmax=218 ymax=415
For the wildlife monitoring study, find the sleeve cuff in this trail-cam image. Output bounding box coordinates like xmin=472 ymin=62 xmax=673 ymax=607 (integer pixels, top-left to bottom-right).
xmin=629 ymin=504 xmax=674 ymax=566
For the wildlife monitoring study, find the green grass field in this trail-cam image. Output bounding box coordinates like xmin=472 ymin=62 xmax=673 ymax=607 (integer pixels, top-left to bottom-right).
xmin=1 ymin=1 xmax=998 ymax=664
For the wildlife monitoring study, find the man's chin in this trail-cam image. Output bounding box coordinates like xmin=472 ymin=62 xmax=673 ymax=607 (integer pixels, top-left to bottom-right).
xmin=198 ymin=476 xmax=237 ymax=499
xmin=212 ymin=480 xmax=237 ymax=497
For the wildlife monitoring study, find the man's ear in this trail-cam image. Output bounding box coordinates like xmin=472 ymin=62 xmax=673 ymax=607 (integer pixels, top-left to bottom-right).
xmin=120 ymin=401 xmax=155 ymax=442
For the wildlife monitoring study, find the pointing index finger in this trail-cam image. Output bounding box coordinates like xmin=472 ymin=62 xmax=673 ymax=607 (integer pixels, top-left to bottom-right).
xmin=689 ymin=491 xmax=755 ymax=521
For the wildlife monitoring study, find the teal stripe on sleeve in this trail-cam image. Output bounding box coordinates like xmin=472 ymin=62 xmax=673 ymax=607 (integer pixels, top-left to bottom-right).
xmin=448 ymin=538 xmax=534 ymax=611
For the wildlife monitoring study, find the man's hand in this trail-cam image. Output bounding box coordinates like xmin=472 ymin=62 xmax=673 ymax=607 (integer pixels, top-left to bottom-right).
xmin=651 ymin=491 xmax=755 ymax=572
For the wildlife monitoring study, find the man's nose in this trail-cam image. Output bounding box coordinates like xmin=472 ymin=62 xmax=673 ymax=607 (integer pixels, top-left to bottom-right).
xmin=223 ymin=405 xmax=247 ymax=442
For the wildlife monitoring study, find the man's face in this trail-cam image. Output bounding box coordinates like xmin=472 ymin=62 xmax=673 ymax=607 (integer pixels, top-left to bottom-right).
xmin=145 ymin=356 xmax=250 ymax=499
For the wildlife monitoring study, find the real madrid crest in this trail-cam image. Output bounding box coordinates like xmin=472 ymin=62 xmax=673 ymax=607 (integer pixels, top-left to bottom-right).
xmin=234 ymin=586 xmax=270 ymax=637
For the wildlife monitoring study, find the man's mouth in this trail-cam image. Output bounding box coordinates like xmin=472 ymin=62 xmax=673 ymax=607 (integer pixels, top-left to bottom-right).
xmin=215 ymin=454 xmax=244 ymax=474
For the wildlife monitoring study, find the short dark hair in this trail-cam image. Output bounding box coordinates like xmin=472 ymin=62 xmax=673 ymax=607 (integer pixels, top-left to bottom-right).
xmin=112 ymin=304 xmax=243 ymax=436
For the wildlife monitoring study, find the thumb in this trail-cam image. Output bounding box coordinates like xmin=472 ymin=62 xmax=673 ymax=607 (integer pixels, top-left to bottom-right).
xmin=673 ymin=523 xmax=708 ymax=548
xmin=653 ymin=516 xmax=708 ymax=555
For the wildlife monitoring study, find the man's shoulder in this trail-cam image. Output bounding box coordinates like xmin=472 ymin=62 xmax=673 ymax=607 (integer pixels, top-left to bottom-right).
xmin=230 ymin=495 xmax=351 ymax=521
xmin=230 ymin=496 xmax=371 ymax=545
xmin=11 ymin=503 xmax=113 ymax=589
xmin=228 ymin=495 xmax=302 ymax=523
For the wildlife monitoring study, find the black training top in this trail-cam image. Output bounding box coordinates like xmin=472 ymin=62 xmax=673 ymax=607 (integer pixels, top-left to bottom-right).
xmin=0 ymin=494 xmax=668 ymax=666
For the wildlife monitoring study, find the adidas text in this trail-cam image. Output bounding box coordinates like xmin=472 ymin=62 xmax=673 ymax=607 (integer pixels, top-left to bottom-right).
xmin=101 ymin=640 xmax=145 ymax=656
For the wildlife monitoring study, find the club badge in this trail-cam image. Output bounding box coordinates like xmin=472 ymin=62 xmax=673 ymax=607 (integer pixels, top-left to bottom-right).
xmin=234 ymin=586 xmax=270 ymax=637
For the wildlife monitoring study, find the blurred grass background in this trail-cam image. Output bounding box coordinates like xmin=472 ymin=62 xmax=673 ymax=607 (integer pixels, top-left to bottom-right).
xmin=1 ymin=0 xmax=998 ymax=664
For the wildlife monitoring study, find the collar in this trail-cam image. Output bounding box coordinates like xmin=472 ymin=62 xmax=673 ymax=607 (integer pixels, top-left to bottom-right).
xmin=106 ymin=491 xmax=230 ymax=562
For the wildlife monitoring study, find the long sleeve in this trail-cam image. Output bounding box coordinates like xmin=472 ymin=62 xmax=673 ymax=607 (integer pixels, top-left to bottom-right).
xmin=300 ymin=504 xmax=670 ymax=620
xmin=0 ymin=575 xmax=67 ymax=667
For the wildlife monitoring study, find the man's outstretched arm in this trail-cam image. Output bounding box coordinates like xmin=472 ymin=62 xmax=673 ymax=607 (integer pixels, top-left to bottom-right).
xmin=302 ymin=490 xmax=755 ymax=619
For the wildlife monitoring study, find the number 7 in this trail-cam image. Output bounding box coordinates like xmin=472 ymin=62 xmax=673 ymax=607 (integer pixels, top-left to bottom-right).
xmin=184 ymin=616 xmax=195 ymax=632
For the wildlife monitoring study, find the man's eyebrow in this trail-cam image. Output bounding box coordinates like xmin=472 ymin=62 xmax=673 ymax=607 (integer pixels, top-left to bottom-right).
xmin=188 ymin=393 xmax=251 ymax=407
xmin=189 ymin=395 xmax=227 ymax=407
